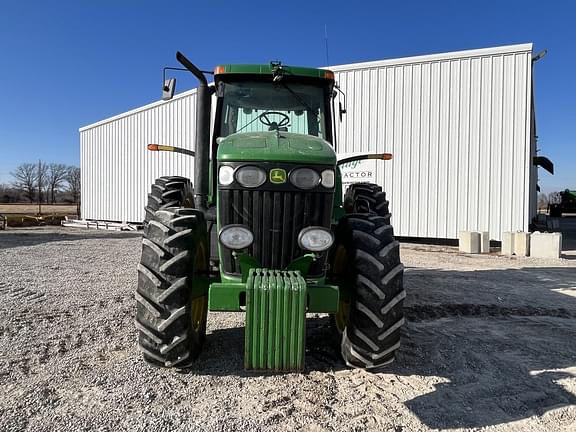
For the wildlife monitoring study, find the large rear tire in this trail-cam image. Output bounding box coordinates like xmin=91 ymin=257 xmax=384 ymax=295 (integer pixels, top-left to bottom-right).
xmin=136 ymin=207 xmax=208 ymax=368
xmin=344 ymin=183 xmax=391 ymax=222
xmin=331 ymin=213 xmax=405 ymax=370
xmin=144 ymin=176 xmax=193 ymax=225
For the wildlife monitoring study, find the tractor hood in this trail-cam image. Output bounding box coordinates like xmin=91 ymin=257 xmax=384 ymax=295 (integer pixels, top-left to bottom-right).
xmin=217 ymin=132 xmax=336 ymax=165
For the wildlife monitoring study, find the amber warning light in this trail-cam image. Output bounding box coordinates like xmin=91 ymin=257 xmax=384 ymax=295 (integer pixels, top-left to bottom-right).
xmin=147 ymin=144 xmax=195 ymax=157
xmin=147 ymin=144 xmax=173 ymax=152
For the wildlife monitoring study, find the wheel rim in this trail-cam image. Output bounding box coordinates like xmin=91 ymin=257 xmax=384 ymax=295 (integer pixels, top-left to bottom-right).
xmin=191 ymin=295 xmax=207 ymax=333
xmin=334 ymin=300 xmax=350 ymax=334
xmin=191 ymin=243 xmax=208 ymax=333
xmin=332 ymin=245 xmax=351 ymax=333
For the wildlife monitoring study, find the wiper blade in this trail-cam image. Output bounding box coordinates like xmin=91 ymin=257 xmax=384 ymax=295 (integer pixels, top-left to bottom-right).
xmin=278 ymin=82 xmax=318 ymax=121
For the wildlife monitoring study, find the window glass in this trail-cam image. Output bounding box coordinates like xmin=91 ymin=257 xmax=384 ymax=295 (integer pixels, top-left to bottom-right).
xmin=220 ymin=81 xmax=326 ymax=139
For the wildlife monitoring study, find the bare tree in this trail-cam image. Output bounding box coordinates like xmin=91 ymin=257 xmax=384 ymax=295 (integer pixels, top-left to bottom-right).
xmin=0 ymin=184 xmax=20 ymax=203
xmin=11 ymin=163 xmax=37 ymax=203
xmin=36 ymin=160 xmax=48 ymax=211
xmin=537 ymin=193 xmax=549 ymax=211
xmin=66 ymin=166 xmax=81 ymax=217
xmin=47 ymin=163 xmax=68 ymax=204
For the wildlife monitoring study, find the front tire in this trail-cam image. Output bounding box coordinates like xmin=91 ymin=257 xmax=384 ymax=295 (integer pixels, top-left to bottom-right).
xmin=136 ymin=207 xmax=208 ymax=368
xmin=331 ymin=214 xmax=405 ymax=370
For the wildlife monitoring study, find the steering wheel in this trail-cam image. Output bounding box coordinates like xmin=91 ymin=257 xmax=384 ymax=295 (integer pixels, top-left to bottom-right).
xmin=259 ymin=111 xmax=291 ymax=130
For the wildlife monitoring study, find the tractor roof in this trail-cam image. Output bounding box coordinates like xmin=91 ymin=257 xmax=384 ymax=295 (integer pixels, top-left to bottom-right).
xmin=214 ymin=63 xmax=334 ymax=81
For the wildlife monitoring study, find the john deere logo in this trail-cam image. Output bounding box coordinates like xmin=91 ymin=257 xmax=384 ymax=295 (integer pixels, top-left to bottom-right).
xmin=270 ymin=168 xmax=287 ymax=184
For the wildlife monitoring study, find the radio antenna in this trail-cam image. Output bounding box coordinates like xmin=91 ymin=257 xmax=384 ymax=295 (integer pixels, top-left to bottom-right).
xmin=324 ymin=24 xmax=330 ymax=66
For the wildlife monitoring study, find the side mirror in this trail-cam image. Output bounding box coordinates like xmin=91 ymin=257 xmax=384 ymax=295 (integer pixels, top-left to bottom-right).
xmin=162 ymin=78 xmax=176 ymax=101
xmin=334 ymin=82 xmax=347 ymax=123
xmin=339 ymin=101 xmax=347 ymax=122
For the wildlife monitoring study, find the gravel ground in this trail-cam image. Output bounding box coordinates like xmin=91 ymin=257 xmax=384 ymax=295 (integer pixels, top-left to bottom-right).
xmin=1 ymin=226 xmax=575 ymax=432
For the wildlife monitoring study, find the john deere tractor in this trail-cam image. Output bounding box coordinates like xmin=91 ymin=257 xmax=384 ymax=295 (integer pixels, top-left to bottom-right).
xmin=136 ymin=52 xmax=405 ymax=371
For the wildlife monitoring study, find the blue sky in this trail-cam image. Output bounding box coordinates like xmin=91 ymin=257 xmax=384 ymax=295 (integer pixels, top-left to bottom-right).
xmin=0 ymin=0 xmax=574 ymax=192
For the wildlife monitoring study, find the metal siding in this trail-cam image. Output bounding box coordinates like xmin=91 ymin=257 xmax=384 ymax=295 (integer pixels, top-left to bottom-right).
xmin=80 ymin=44 xmax=533 ymax=240
xmin=80 ymin=90 xmax=197 ymax=223
xmin=332 ymin=44 xmax=532 ymax=241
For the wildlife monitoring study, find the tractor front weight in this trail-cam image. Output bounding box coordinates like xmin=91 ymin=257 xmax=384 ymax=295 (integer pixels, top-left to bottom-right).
xmin=208 ymin=267 xmax=339 ymax=371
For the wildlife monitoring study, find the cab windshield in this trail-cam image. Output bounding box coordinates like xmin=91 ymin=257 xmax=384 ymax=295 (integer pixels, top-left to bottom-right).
xmin=218 ymin=80 xmax=329 ymax=140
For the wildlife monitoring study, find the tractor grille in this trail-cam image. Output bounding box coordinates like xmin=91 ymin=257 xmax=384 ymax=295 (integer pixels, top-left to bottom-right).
xmin=219 ymin=189 xmax=333 ymax=276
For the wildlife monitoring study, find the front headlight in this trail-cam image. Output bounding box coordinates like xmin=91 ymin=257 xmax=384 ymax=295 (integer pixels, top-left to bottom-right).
xmin=290 ymin=168 xmax=320 ymax=190
xmin=321 ymin=169 xmax=335 ymax=188
xmin=218 ymin=165 xmax=235 ymax=186
xmin=298 ymin=227 xmax=334 ymax=252
xmin=235 ymin=166 xmax=267 ymax=188
xmin=219 ymin=225 xmax=254 ymax=250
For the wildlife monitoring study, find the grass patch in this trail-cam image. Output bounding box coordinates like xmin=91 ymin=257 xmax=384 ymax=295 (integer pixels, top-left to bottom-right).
xmin=0 ymin=204 xmax=77 ymax=215
xmin=3 ymin=214 xmax=67 ymax=227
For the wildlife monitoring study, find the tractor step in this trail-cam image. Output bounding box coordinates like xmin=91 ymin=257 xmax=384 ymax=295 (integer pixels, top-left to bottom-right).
xmin=244 ymin=269 xmax=307 ymax=371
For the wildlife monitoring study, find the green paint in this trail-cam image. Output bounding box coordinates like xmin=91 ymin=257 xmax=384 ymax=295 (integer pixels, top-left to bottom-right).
xmin=244 ymin=269 xmax=307 ymax=371
xmin=237 ymin=253 xmax=262 ymax=282
xmin=285 ymin=253 xmax=316 ymax=277
xmin=208 ymin=278 xmax=339 ymax=313
xmin=217 ymin=131 xmax=336 ymax=165
xmin=208 ymin=282 xmax=245 ymax=311
xmin=332 ymin=166 xmax=345 ymax=223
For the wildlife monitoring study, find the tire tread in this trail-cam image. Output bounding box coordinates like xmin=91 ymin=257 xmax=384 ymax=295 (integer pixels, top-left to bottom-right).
xmin=334 ymin=183 xmax=405 ymax=370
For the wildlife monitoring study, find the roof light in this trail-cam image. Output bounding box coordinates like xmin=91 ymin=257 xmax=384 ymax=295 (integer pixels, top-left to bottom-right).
xmin=214 ymin=65 xmax=225 ymax=75
xmin=324 ymin=70 xmax=335 ymax=80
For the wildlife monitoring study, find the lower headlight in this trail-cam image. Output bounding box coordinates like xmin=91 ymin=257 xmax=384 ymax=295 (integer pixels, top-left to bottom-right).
xmin=219 ymin=225 xmax=254 ymax=250
xmin=298 ymin=227 xmax=334 ymax=252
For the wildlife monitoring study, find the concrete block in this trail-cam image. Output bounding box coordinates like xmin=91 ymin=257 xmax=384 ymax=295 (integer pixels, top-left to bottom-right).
xmin=514 ymin=231 xmax=530 ymax=257
xmin=479 ymin=231 xmax=490 ymax=253
xmin=530 ymin=232 xmax=562 ymax=259
xmin=459 ymin=231 xmax=481 ymax=254
xmin=501 ymin=232 xmax=514 ymax=255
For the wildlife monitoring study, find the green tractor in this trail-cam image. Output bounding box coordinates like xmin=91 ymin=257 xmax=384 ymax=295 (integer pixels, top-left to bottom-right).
xmin=549 ymin=189 xmax=576 ymax=217
xmin=136 ymin=52 xmax=405 ymax=371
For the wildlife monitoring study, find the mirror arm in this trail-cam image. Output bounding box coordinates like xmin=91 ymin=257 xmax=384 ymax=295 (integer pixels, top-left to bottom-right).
xmin=337 ymin=153 xmax=393 ymax=166
xmin=163 ymin=66 xmax=214 ymax=83
xmin=162 ymin=65 xmax=214 ymax=100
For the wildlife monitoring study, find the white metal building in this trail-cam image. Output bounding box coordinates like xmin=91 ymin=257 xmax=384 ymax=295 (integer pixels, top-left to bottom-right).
xmin=80 ymin=43 xmax=537 ymax=241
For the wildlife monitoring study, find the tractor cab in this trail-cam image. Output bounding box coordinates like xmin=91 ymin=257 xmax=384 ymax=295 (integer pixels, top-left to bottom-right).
xmin=213 ymin=63 xmax=335 ymax=142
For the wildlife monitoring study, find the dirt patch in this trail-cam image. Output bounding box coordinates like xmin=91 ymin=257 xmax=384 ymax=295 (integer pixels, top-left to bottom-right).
xmin=0 ymin=227 xmax=575 ymax=431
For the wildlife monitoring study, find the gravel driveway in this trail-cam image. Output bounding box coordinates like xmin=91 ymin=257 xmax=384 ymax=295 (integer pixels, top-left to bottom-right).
xmin=1 ymin=227 xmax=575 ymax=431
